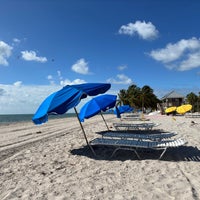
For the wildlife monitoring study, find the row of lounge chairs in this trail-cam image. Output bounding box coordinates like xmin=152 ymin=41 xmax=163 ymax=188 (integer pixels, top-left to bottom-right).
xmin=89 ymin=121 xmax=187 ymax=159
xmin=121 ymin=113 xmax=150 ymax=121
xmin=113 ymin=122 xmax=160 ymax=131
xmin=185 ymin=113 xmax=200 ymax=118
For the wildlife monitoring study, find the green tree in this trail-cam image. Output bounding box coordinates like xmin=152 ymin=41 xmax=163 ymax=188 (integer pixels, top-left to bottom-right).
xmin=126 ymin=84 xmax=140 ymax=108
xmin=118 ymin=89 xmax=129 ymax=106
xmin=197 ymin=92 xmax=200 ymax=112
xmin=186 ymin=92 xmax=198 ymax=112
xmin=139 ymin=85 xmax=159 ymax=112
xmin=118 ymin=84 xmax=160 ymax=112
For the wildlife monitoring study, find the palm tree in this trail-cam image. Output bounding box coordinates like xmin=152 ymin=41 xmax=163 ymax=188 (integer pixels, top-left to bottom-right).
xmin=186 ymin=92 xmax=198 ymax=112
xmin=118 ymin=84 xmax=159 ymax=112
xmin=137 ymin=85 xmax=159 ymax=112
xmin=126 ymin=84 xmax=140 ymax=108
xmin=118 ymin=89 xmax=129 ymax=106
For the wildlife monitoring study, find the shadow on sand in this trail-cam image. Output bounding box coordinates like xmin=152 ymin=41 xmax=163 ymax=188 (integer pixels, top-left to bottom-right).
xmin=70 ymin=145 xmax=200 ymax=162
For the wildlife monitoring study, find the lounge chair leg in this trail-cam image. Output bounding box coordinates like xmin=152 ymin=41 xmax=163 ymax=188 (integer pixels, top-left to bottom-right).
xmin=88 ymin=144 xmax=97 ymax=156
xmin=159 ymin=148 xmax=167 ymax=160
xmin=132 ymin=149 xmax=141 ymax=159
xmin=110 ymin=148 xmax=120 ymax=158
xmin=110 ymin=147 xmax=141 ymax=159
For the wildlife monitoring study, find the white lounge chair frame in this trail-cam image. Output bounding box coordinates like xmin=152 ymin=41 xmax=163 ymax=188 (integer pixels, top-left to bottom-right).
xmin=90 ymin=137 xmax=187 ymax=159
xmin=185 ymin=113 xmax=200 ymax=118
xmin=98 ymin=131 xmax=177 ymax=141
xmin=113 ymin=122 xmax=160 ymax=131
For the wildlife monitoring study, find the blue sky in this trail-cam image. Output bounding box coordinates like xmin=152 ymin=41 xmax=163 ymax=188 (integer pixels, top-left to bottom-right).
xmin=1 ymin=0 xmax=200 ymax=114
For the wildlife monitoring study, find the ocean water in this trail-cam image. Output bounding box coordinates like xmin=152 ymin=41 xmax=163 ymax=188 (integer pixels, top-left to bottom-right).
xmin=0 ymin=113 xmax=76 ymax=124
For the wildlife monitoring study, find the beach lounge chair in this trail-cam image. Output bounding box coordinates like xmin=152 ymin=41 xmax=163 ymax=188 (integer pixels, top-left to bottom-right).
xmin=113 ymin=122 xmax=160 ymax=131
xmin=122 ymin=117 xmax=141 ymax=121
xmin=185 ymin=113 xmax=200 ymax=118
xmin=97 ymin=131 xmax=177 ymax=141
xmin=122 ymin=113 xmax=149 ymax=121
xmin=122 ymin=116 xmax=150 ymax=121
xmin=90 ymin=137 xmax=187 ymax=159
xmin=124 ymin=114 xmax=140 ymax=118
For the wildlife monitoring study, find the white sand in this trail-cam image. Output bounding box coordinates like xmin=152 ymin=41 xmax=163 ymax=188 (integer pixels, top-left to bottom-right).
xmin=0 ymin=114 xmax=200 ymax=200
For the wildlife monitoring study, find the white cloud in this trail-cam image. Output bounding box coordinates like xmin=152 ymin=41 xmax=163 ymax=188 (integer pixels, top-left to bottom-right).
xmin=71 ymin=58 xmax=90 ymax=74
xmin=149 ymin=37 xmax=200 ymax=71
xmin=60 ymin=78 xmax=86 ymax=86
xmin=46 ymin=70 xmax=86 ymax=86
xmin=117 ymin=65 xmax=127 ymax=71
xmin=13 ymin=38 xmax=20 ymax=44
xmin=119 ymin=20 xmax=159 ymax=40
xmin=0 ymin=41 xmax=13 ymax=66
xmin=0 ymin=84 xmax=61 ymax=114
xmin=47 ymin=75 xmax=53 ymax=80
xmin=57 ymin=70 xmax=61 ymax=76
xmin=178 ymin=51 xmax=200 ymax=71
xmin=149 ymin=37 xmax=200 ymax=63
xmin=47 ymin=75 xmax=55 ymax=85
xmin=107 ymin=74 xmax=133 ymax=84
xmin=21 ymin=50 xmax=47 ymax=63
xmin=0 ymin=88 xmax=6 ymax=96
xmin=0 ymin=81 xmax=90 ymax=114
xmin=57 ymin=70 xmax=63 ymax=80
xmin=13 ymin=81 xmax=22 ymax=87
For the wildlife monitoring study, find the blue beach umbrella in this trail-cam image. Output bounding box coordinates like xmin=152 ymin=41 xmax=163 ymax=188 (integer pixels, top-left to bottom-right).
xmin=79 ymin=94 xmax=117 ymax=130
xmin=114 ymin=105 xmax=133 ymax=117
xmin=32 ymin=83 xmax=111 ymax=154
xmin=32 ymin=83 xmax=111 ymax=124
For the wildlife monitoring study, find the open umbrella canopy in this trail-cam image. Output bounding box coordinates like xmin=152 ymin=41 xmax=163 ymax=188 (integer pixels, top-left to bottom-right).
xmin=176 ymin=104 xmax=192 ymax=114
xmin=32 ymin=83 xmax=111 ymax=125
xmin=165 ymin=106 xmax=177 ymax=114
xmin=79 ymin=94 xmax=117 ymax=122
xmin=114 ymin=105 xmax=133 ymax=115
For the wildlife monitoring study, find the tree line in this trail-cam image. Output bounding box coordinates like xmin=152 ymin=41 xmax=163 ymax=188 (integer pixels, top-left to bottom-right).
xmin=118 ymin=84 xmax=200 ymax=113
xmin=117 ymin=84 xmax=160 ymax=113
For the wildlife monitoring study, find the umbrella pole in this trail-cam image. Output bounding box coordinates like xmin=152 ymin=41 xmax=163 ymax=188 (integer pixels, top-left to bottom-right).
xmin=74 ymin=107 xmax=96 ymax=156
xmin=100 ymin=112 xmax=109 ymax=130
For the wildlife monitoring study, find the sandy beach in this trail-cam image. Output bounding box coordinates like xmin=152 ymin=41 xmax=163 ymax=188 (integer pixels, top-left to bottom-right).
xmin=1 ymin=113 xmax=200 ymax=200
